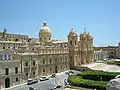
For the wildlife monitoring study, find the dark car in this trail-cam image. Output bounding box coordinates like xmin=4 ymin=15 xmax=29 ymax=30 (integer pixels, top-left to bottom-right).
xmin=51 ymin=74 xmax=56 ymax=78
xmin=69 ymin=70 xmax=74 ymax=74
xmin=65 ymin=72 xmax=69 ymax=75
xmin=54 ymin=85 xmax=62 ymax=89
xmin=29 ymin=87 xmax=37 ymax=90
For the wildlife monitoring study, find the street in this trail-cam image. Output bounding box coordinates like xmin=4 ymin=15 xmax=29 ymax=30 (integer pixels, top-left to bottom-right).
xmin=5 ymin=70 xmax=73 ymax=90
xmin=3 ymin=70 xmax=91 ymax=90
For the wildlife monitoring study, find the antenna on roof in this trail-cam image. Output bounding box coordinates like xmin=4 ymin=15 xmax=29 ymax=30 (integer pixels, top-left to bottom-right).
xmin=84 ymin=24 xmax=87 ymax=34
xmin=3 ymin=28 xmax=7 ymax=33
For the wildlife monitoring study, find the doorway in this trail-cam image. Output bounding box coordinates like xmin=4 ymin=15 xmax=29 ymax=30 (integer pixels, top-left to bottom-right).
xmin=5 ymin=78 xmax=10 ymax=88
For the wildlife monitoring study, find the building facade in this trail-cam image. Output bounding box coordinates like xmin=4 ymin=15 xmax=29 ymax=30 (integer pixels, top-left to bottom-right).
xmin=68 ymin=29 xmax=93 ymax=68
xmin=0 ymin=60 xmax=22 ymax=89
xmin=94 ymin=46 xmax=117 ymax=59
xmin=0 ymin=29 xmax=28 ymax=50
xmin=93 ymin=50 xmax=109 ymax=62
xmin=0 ymin=22 xmax=94 ymax=88
xmin=0 ymin=49 xmax=22 ymax=89
xmin=13 ymin=22 xmax=93 ymax=80
xmin=116 ymin=43 xmax=120 ymax=59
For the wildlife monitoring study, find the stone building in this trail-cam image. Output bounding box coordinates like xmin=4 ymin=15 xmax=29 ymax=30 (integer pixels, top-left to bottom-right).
xmin=0 ymin=22 xmax=93 ymax=88
xmin=93 ymin=49 xmax=109 ymax=62
xmin=13 ymin=22 xmax=93 ymax=80
xmin=0 ymin=50 xmax=22 ymax=89
xmin=0 ymin=29 xmax=28 ymax=50
xmin=116 ymin=43 xmax=120 ymax=59
xmin=68 ymin=29 xmax=93 ymax=68
xmin=0 ymin=49 xmax=13 ymax=60
xmin=0 ymin=60 xmax=22 ymax=89
xmin=94 ymin=46 xmax=117 ymax=59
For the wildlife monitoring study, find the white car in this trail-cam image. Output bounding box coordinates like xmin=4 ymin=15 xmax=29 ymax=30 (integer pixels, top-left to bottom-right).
xmin=40 ymin=76 xmax=49 ymax=81
xmin=115 ymin=75 xmax=120 ymax=79
xmin=27 ymin=78 xmax=38 ymax=85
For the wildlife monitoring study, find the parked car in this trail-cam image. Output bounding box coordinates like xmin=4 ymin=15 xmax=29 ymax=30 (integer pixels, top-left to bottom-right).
xmin=40 ymin=76 xmax=49 ymax=81
xmin=27 ymin=78 xmax=38 ymax=85
xmin=29 ymin=87 xmax=37 ymax=90
xmin=115 ymin=75 xmax=120 ymax=79
xmin=51 ymin=74 xmax=56 ymax=78
xmin=65 ymin=72 xmax=69 ymax=75
xmin=69 ymin=70 xmax=74 ymax=74
xmin=65 ymin=71 xmax=73 ymax=75
xmin=54 ymin=85 xmax=62 ymax=89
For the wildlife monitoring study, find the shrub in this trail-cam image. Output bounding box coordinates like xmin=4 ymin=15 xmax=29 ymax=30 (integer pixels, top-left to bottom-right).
xmin=106 ymin=60 xmax=120 ymax=66
xmin=68 ymin=75 xmax=107 ymax=90
xmin=77 ymin=71 xmax=120 ymax=81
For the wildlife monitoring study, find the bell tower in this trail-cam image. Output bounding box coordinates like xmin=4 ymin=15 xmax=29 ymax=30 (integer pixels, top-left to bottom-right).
xmin=68 ymin=29 xmax=78 ymax=69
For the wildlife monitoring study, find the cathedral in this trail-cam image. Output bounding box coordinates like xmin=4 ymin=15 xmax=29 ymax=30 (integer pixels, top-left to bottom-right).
xmin=13 ymin=22 xmax=93 ymax=79
xmin=0 ymin=22 xmax=93 ymax=89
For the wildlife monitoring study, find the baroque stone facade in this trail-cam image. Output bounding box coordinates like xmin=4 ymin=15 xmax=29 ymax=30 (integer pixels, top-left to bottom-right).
xmin=0 ymin=60 xmax=22 ymax=89
xmin=68 ymin=29 xmax=93 ymax=68
xmin=0 ymin=29 xmax=28 ymax=50
xmin=0 ymin=22 xmax=94 ymax=88
xmin=13 ymin=22 xmax=93 ymax=80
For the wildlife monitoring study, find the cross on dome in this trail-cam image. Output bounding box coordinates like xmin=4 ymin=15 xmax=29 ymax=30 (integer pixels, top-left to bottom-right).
xmin=43 ymin=21 xmax=47 ymax=26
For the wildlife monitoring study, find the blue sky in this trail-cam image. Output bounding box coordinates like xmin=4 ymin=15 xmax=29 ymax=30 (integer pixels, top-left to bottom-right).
xmin=0 ymin=0 xmax=120 ymax=46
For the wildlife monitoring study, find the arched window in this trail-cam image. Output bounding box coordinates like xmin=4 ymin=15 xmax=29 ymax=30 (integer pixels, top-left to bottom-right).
xmin=15 ymin=39 xmax=18 ymax=41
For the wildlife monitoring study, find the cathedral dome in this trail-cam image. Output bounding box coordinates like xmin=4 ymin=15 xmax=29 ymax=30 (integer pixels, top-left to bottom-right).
xmin=39 ymin=22 xmax=51 ymax=34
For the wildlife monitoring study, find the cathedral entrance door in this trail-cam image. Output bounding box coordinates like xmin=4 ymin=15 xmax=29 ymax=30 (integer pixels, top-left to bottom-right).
xmin=5 ymin=78 xmax=10 ymax=88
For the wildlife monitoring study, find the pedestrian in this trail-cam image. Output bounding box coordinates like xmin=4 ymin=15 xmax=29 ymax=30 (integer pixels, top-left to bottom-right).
xmin=64 ymin=79 xmax=67 ymax=86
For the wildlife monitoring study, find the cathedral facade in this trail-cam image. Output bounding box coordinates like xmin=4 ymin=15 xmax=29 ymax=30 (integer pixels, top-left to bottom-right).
xmin=0 ymin=22 xmax=93 ymax=83
xmin=13 ymin=22 xmax=93 ymax=80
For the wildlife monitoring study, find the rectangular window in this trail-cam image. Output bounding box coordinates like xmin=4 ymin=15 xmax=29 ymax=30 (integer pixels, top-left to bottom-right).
xmin=49 ymin=59 xmax=52 ymax=64
xmin=15 ymin=67 xmax=18 ymax=74
xmin=33 ymin=71 xmax=35 ymax=75
xmin=5 ymin=68 xmax=9 ymax=75
xmin=50 ymin=68 xmax=52 ymax=71
xmin=8 ymin=55 xmax=11 ymax=60
xmin=26 ymin=73 xmax=28 ymax=77
xmin=43 ymin=69 xmax=45 ymax=72
xmin=4 ymin=55 xmax=7 ymax=60
xmin=33 ymin=61 xmax=35 ymax=66
xmin=0 ymin=55 xmax=3 ymax=60
xmin=16 ymin=78 xmax=18 ymax=82
xmin=43 ymin=60 xmax=45 ymax=64
xmin=25 ymin=62 xmax=28 ymax=67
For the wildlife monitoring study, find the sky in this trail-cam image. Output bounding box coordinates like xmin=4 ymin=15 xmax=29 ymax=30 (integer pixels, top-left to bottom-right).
xmin=0 ymin=0 xmax=120 ymax=46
